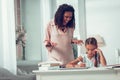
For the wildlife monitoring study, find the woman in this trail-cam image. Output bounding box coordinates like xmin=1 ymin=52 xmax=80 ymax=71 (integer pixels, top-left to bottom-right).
xmin=44 ymin=4 xmax=83 ymax=67
xmin=66 ymin=37 xmax=107 ymax=68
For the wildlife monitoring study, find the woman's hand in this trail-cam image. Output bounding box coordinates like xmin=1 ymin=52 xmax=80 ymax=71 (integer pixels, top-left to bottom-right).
xmin=71 ymin=39 xmax=84 ymax=45
xmin=45 ymin=41 xmax=57 ymax=52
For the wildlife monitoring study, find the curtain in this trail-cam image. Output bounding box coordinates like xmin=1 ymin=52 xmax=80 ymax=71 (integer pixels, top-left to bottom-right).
xmin=0 ymin=0 xmax=16 ymax=74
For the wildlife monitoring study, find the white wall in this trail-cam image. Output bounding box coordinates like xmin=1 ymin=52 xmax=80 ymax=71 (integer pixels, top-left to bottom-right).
xmin=21 ymin=0 xmax=42 ymax=60
xmin=21 ymin=0 xmax=55 ymax=61
xmin=86 ymin=0 xmax=120 ymax=65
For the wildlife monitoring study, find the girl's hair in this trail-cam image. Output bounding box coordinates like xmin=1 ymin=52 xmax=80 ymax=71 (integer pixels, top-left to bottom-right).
xmin=85 ymin=37 xmax=98 ymax=47
xmin=54 ymin=4 xmax=75 ymax=29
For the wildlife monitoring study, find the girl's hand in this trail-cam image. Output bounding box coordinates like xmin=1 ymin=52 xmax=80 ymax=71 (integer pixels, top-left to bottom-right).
xmin=94 ymin=48 xmax=102 ymax=55
xmin=94 ymin=48 xmax=107 ymax=66
xmin=76 ymin=62 xmax=86 ymax=67
xmin=66 ymin=63 xmax=75 ymax=68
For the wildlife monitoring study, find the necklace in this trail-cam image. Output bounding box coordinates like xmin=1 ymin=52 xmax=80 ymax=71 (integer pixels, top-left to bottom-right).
xmin=61 ymin=27 xmax=68 ymax=33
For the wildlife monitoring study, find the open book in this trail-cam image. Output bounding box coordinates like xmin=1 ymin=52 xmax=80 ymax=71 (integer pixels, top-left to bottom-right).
xmin=105 ymin=64 xmax=120 ymax=69
xmin=38 ymin=61 xmax=61 ymax=67
xmin=59 ymin=67 xmax=89 ymax=70
xmin=38 ymin=61 xmax=61 ymax=70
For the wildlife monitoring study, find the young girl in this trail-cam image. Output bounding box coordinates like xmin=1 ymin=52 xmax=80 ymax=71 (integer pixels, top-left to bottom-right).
xmin=66 ymin=37 xmax=107 ymax=68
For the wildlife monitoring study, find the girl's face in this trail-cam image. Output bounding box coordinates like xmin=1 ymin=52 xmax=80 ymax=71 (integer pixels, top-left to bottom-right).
xmin=63 ymin=11 xmax=73 ymax=25
xmin=85 ymin=44 xmax=97 ymax=58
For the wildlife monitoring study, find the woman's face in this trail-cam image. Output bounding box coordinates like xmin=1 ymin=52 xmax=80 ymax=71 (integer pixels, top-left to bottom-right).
xmin=86 ymin=44 xmax=97 ymax=58
xmin=63 ymin=11 xmax=73 ymax=25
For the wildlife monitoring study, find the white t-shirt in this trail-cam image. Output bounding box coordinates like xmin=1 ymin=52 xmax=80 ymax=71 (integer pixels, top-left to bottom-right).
xmin=80 ymin=53 xmax=100 ymax=67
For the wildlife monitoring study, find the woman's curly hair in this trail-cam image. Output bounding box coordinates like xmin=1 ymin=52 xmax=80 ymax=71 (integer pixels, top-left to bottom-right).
xmin=54 ymin=4 xmax=75 ymax=29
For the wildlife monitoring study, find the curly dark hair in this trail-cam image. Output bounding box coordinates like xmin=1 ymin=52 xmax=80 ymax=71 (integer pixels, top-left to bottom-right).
xmin=54 ymin=4 xmax=75 ymax=29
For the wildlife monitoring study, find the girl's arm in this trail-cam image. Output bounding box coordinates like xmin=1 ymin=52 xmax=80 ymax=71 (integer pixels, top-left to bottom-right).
xmin=66 ymin=56 xmax=83 ymax=68
xmin=95 ymin=49 xmax=107 ymax=66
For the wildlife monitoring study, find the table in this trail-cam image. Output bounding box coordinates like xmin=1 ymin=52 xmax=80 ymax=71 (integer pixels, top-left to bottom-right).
xmin=33 ymin=67 xmax=120 ymax=80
